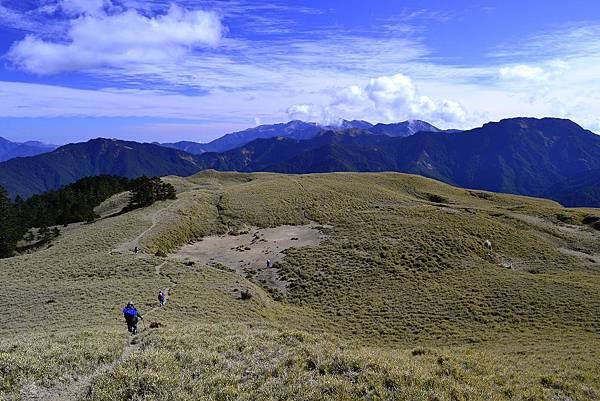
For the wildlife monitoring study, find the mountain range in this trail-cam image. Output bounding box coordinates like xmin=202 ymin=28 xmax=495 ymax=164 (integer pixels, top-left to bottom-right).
xmin=0 ymin=137 xmax=57 ymax=162
xmin=191 ymin=118 xmax=600 ymax=201
xmin=1 ymin=117 xmax=599 ymax=207
xmin=161 ymin=119 xmax=441 ymax=154
xmin=0 ymin=138 xmax=201 ymax=199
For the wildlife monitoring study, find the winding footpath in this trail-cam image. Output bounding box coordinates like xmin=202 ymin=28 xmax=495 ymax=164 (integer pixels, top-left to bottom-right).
xmin=112 ymin=198 xmax=185 ymax=255
xmin=21 ymin=258 xmax=178 ymax=401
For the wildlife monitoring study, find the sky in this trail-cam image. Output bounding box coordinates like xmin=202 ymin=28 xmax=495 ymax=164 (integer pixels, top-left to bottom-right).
xmin=1 ymin=0 xmax=600 ymax=144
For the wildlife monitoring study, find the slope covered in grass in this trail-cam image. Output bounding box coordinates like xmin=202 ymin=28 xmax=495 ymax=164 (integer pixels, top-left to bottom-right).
xmin=1 ymin=171 xmax=599 ymax=400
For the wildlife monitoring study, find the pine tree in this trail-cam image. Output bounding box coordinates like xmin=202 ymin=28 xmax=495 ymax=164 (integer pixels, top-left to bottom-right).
xmin=126 ymin=177 xmax=176 ymax=210
xmin=0 ymin=186 xmax=21 ymax=257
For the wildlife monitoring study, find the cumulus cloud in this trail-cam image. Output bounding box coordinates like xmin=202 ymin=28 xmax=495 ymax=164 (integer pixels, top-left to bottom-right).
xmin=287 ymin=104 xmax=328 ymax=122
xmin=287 ymin=73 xmax=467 ymax=126
xmin=7 ymin=4 xmax=223 ymax=74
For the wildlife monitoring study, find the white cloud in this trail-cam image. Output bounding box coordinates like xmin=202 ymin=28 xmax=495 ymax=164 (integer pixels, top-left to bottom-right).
xmin=287 ymin=73 xmax=467 ymax=126
xmin=491 ymin=23 xmax=600 ymax=60
xmin=498 ymin=61 xmax=570 ymax=82
xmin=287 ymin=104 xmax=328 ymax=122
xmin=499 ymin=64 xmax=548 ymax=81
xmin=7 ymin=4 xmax=223 ymax=74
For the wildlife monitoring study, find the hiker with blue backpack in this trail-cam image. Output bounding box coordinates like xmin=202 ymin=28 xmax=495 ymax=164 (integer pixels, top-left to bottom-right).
xmin=122 ymin=302 xmax=143 ymax=335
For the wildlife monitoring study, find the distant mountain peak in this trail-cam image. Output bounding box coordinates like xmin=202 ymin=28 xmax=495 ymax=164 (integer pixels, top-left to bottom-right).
xmin=0 ymin=136 xmax=57 ymax=162
xmin=479 ymin=117 xmax=594 ymax=140
xmin=160 ymin=119 xmax=446 ymax=155
xmin=328 ymin=120 xmax=374 ymax=130
xmin=369 ymin=120 xmax=441 ymax=137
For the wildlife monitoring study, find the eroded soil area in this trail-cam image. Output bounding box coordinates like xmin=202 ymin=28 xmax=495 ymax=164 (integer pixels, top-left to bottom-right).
xmin=172 ymin=223 xmax=328 ymax=292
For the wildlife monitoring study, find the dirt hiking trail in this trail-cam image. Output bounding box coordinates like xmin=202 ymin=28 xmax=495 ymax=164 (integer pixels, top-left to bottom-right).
xmin=112 ymin=198 xmax=185 ymax=255
xmin=21 ymin=325 xmax=151 ymax=401
xmin=21 ymin=257 xmax=176 ymax=401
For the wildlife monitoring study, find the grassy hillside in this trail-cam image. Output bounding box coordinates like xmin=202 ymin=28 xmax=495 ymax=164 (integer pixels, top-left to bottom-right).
xmin=1 ymin=172 xmax=599 ymax=400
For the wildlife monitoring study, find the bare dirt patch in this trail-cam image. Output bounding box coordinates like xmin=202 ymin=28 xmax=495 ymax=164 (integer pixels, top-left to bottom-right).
xmin=172 ymin=223 xmax=328 ymax=292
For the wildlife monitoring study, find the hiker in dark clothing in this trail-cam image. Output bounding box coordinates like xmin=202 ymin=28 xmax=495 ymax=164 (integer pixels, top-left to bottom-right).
xmin=158 ymin=290 xmax=165 ymax=307
xmin=122 ymin=303 xmax=143 ymax=335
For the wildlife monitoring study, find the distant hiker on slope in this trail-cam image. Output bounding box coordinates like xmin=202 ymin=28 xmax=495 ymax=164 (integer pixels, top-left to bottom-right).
xmin=158 ymin=290 xmax=166 ymax=307
xmin=122 ymin=302 xmax=143 ymax=335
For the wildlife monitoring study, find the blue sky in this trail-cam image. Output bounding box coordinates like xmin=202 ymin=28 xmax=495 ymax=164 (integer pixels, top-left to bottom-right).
xmin=1 ymin=0 xmax=600 ymax=144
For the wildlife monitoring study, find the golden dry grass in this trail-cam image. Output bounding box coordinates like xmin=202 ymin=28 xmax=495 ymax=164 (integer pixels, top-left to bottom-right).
xmin=1 ymin=171 xmax=599 ymax=400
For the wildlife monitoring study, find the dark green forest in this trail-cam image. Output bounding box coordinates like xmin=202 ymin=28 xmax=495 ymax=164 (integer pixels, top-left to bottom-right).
xmin=125 ymin=176 xmax=177 ymax=210
xmin=0 ymin=175 xmax=176 ymax=258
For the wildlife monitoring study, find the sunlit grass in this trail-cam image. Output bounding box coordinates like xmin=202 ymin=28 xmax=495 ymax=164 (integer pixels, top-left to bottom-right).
xmin=1 ymin=171 xmax=599 ymax=400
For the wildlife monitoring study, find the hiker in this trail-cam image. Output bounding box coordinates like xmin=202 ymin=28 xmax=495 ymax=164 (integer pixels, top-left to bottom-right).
xmin=134 ymin=246 xmax=139 ymax=254
xmin=122 ymin=302 xmax=143 ymax=335
xmin=484 ymin=240 xmax=493 ymax=251
xmin=158 ymin=290 xmax=166 ymax=307
xmin=266 ymin=259 xmax=272 ymax=268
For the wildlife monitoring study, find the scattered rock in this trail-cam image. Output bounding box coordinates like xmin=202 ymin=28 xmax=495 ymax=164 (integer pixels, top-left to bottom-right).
xmin=582 ymin=215 xmax=600 ymax=231
xmin=425 ymin=193 xmax=449 ymax=204
xmin=582 ymin=215 xmax=599 ymax=225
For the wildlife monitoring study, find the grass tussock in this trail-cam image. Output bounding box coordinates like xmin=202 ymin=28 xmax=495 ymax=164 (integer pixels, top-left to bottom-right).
xmin=0 ymin=330 xmax=123 ymax=397
xmin=87 ymin=324 xmax=600 ymax=401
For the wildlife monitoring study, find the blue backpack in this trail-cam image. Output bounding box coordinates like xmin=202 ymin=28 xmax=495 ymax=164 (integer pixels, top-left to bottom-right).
xmin=123 ymin=306 xmax=137 ymax=318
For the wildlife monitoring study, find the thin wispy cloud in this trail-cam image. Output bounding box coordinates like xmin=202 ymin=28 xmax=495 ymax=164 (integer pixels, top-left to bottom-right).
xmin=490 ymin=23 xmax=600 ymax=60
